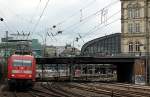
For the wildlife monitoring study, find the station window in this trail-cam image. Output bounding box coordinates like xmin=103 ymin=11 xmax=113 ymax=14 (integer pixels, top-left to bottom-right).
xmin=128 ymin=42 xmax=134 ymax=52
xmin=128 ymin=8 xmax=133 ymax=18
xmin=134 ymin=8 xmax=140 ymax=18
xmin=134 ymin=3 xmax=141 ymax=18
xmin=127 ymin=3 xmax=141 ymax=18
xmin=135 ymin=41 xmax=140 ymax=52
xmin=128 ymin=23 xmax=140 ymax=33
xmin=135 ymin=23 xmax=140 ymax=33
xmin=128 ymin=23 xmax=133 ymax=33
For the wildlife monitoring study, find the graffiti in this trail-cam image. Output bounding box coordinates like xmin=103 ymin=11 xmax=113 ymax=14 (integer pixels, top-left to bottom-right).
xmin=135 ymin=75 xmax=145 ymax=85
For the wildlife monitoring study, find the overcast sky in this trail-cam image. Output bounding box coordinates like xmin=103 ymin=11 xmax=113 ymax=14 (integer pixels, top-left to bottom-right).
xmin=0 ymin=0 xmax=121 ymax=49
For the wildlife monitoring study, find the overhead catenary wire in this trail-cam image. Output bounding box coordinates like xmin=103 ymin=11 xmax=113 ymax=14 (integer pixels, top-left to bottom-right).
xmin=47 ymin=0 xmax=98 ymax=37
xmin=70 ymin=18 xmax=120 ymax=48
xmin=31 ymin=0 xmax=50 ymax=35
xmin=74 ymin=8 xmax=133 ymax=48
xmin=82 ymin=8 xmax=133 ymax=40
xmin=83 ymin=10 xmax=121 ymax=37
xmin=76 ymin=11 xmax=133 ymax=48
xmin=68 ymin=10 xmax=121 ymax=47
xmin=55 ymin=0 xmax=98 ymax=26
xmin=61 ymin=0 xmax=120 ymax=34
xmin=49 ymin=0 xmax=120 ymax=47
xmin=0 ymin=12 xmax=27 ymax=41
xmin=27 ymin=0 xmax=42 ymax=31
xmin=68 ymin=10 xmax=120 ymax=41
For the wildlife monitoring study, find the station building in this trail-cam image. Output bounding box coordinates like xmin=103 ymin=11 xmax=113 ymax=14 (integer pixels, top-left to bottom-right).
xmin=79 ymin=0 xmax=149 ymax=83
xmin=120 ymin=0 xmax=150 ymax=55
xmin=79 ymin=33 xmax=121 ymax=81
xmin=81 ymin=33 xmax=121 ymax=56
xmin=120 ymin=0 xmax=150 ymax=84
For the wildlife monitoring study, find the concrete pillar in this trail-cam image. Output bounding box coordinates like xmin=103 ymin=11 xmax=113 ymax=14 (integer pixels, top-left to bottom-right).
xmin=69 ymin=64 xmax=74 ymax=81
xmin=92 ymin=64 xmax=95 ymax=75
xmin=81 ymin=65 xmax=83 ymax=75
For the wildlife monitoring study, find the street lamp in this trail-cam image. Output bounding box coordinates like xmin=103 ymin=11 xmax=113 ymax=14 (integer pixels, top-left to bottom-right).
xmin=0 ymin=18 xmax=4 ymax=21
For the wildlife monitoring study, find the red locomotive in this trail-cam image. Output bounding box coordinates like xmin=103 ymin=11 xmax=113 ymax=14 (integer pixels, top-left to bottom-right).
xmin=7 ymin=54 xmax=36 ymax=89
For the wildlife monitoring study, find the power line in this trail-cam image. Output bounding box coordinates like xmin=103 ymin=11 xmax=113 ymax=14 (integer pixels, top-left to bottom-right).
xmin=76 ymin=8 xmax=133 ymax=46
xmin=27 ymin=0 xmax=42 ymax=30
xmin=83 ymin=10 xmax=121 ymax=37
xmin=69 ymin=10 xmax=120 ymax=42
xmin=31 ymin=0 xmax=50 ymax=35
xmin=52 ymin=1 xmax=120 ymax=48
xmin=55 ymin=0 xmax=97 ymax=26
xmin=85 ymin=18 xmax=120 ymax=38
xmin=68 ymin=11 xmax=121 ymax=47
xmin=71 ymin=18 xmax=120 ymax=48
xmin=61 ymin=0 xmax=119 ymax=34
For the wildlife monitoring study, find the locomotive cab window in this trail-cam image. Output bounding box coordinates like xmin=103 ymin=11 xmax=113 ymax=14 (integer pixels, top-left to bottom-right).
xmin=13 ymin=60 xmax=32 ymax=66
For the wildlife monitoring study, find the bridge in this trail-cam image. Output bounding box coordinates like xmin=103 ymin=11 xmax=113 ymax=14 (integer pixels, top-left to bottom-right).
xmin=36 ymin=56 xmax=146 ymax=84
xmin=36 ymin=56 xmax=140 ymax=64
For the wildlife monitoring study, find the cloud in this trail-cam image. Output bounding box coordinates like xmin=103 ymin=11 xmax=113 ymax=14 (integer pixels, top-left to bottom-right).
xmin=0 ymin=0 xmax=121 ymax=49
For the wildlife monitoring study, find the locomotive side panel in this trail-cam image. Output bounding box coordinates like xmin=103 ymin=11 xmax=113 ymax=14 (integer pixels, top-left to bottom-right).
xmin=7 ymin=55 xmax=36 ymax=88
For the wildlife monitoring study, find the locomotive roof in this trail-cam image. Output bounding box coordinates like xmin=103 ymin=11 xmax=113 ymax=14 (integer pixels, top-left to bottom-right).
xmin=10 ymin=54 xmax=34 ymax=59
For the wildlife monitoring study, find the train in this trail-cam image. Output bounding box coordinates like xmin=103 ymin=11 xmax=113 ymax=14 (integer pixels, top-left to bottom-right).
xmin=7 ymin=54 xmax=36 ymax=89
xmin=36 ymin=64 xmax=69 ymax=81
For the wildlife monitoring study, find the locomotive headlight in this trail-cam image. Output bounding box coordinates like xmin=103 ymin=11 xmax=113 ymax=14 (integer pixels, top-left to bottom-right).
xmin=29 ymin=75 xmax=32 ymax=78
xmin=11 ymin=74 xmax=15 ymax=77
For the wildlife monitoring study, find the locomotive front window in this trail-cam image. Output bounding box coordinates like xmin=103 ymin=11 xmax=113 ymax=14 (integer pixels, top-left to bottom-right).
xmin=13 ymin=60 xmax=32 ymax=66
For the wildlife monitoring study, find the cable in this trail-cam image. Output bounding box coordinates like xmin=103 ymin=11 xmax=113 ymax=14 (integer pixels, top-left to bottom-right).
xmin=84 ymin=18 xmax=120 ymax=38
xmin=27 ymin=0 xmax=42 ymax=30
xmin=31 ymin=0 xmax=50 ymax=35
xmin=51 ymin=7 xmax=120 ymax=48
xmin=55 ymin=0 xmax=97 ymax=26
xmin=68 ymin=10 xmax=121 ymax=48
xmin=80 ymin=10 xmax=134 ymax=44
xmin=61 ymin=0 xmax=120 ymax=34
xmin=65 ymin=10 xmax=120 ymax=45
xmin=83 ymin=10 xmax=121 ymax=36
xmin=70 ymin=18 xmax=120 ymax=48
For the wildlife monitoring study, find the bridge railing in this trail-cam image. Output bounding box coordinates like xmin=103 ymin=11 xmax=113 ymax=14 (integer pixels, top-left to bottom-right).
xmin=80 ymin=52 xmax=148 ymax=57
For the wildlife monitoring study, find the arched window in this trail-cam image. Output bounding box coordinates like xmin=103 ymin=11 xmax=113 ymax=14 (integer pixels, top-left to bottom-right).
xmin=135 ymin=41 xmax=140 ymax=52
xmin=134 ymin=3 xmax=141 ymax=18
xmin=127 ymin=4 xmax=133 ymax=18
xmin=134 ymin=8 xmax=140 ymax=18
xmin=127 ymin=3 xmax=141 ymax=18
xmin=129 ymin=42 xmax=134 ymax=52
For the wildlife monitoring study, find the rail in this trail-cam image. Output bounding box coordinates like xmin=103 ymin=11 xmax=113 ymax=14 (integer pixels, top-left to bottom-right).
xmin=67 ymin=83 xmax=150 ymax=97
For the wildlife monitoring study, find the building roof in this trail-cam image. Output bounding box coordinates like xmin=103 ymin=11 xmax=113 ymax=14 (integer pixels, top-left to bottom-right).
xmin=81 ymin=33 xmax=121 ymax=53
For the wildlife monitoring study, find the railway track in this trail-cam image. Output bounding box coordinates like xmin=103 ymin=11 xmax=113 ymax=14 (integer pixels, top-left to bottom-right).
xmin=41 ymin=82 xmax=87 ymax=97
xmin=54 ymin=82 xmax=109 ymax=97
xmin=12 ymin=91 xmax=33 ymax=97
xmin=4 ymin=82 xmax=150 ymax=97
xmin=30 ymin=87 xmax=61 ymax=97
xmin=88 ymin=82 xmax=150 ymax=94
xmin=67 ymin=82 xmax=150 ymax=97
